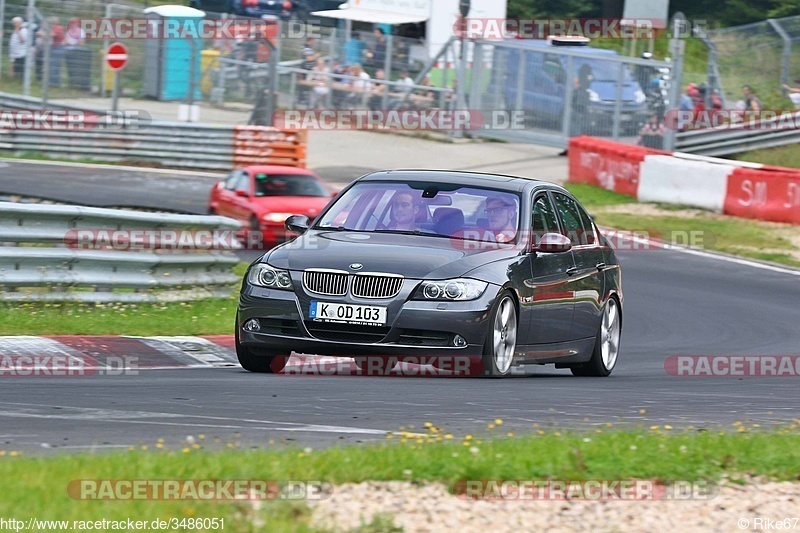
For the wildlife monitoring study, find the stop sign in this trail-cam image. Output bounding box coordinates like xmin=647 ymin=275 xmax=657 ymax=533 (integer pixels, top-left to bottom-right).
xmin=106 ymin=43 xmax=128 ymax=71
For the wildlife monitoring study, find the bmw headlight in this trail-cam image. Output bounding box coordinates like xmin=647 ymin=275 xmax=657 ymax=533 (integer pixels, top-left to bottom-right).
xmin=248 ymin=264 xmax=293 ymax=290
xmin=634 ymin=89 xmax=646 ymax=104
xmin=588 ymin=89 xmax=600 ymax=103
xmin=413 ymin=279 xmax=488 ymax=301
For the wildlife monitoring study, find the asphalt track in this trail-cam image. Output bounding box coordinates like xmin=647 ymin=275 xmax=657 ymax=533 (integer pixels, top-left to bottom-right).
xmin=1 ymin=161 xmax=799 ymax=453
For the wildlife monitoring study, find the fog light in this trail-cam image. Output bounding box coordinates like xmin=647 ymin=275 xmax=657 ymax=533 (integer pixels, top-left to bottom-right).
xmin=244 ymin=318 xmax=261 ymax=332
xmin=453 ymin=335 xmax=467 ymax=347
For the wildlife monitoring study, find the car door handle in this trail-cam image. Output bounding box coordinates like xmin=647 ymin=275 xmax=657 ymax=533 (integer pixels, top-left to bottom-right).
xmin=596 ymin=262 xmax=607 ymax=271
xmin=566 ymin=266 xmax=579 ymax=276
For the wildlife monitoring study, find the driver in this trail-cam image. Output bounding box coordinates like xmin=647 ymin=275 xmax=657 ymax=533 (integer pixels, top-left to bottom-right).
xmin=485 ymin=196 xmax=517 ymax=242
xmin=387 ymin=192 xmax=421 ymax=231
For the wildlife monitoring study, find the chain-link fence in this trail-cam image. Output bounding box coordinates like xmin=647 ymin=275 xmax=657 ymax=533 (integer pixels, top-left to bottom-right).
xmin=466 ymin=38 xmax=680 ymax=150
xmin=704 ymin=15 xmax=800 ymax=109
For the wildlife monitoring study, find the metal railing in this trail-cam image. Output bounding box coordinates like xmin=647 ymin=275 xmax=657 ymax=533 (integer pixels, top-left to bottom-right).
xmin=0 ymin=202 xmax=242 ymax=302
xmin=0 ymin=92 xmax=307 ymax=170
xmin=674 ymin=111 xmax=800 ymax=156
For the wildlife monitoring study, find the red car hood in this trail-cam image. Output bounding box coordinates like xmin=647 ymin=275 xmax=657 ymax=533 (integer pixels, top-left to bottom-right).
xmin=251 ymin=196 xmax=332 ymax=220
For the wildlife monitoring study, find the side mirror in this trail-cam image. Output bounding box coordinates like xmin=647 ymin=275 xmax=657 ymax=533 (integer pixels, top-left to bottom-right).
xmin=285 ymin=214 xmax=310 ymax=234
xmin=235 ymin=189 xmax=249 ymax=197
xmin=534 ymin=232 xmax=572 ymax=253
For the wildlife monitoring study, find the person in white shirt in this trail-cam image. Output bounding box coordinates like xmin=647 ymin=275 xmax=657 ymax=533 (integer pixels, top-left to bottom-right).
xmin=346 ymin=64 xmax=371 ymax=107
xmin=398 ymin=70 xmax=414 ymax=90
xmin=9 ymin=17 xmax=28 ymax=77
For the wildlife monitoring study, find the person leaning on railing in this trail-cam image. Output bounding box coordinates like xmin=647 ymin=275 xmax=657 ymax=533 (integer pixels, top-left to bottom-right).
xmin=782 ymin=78 xmax=800 ymax=109
xmin=307 ymin=59 xmax=331 ymax=109
xmin=368 ymin=69 xmax=388 ymax=110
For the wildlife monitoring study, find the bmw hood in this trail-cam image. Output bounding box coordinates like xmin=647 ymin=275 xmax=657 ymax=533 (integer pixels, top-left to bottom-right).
xmin=264 ymin=230 xmax=520 ymax=279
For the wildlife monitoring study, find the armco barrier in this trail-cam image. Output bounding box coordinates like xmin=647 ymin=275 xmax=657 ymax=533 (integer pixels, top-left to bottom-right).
xmin=725 ymin=168 xmax=800 ymax=225
xmin=0 ymin=202 xmax=242 ymax=302
xmin=0 ymin=92 xmax=307 ymax=171
xmin=568 ymin=136 xmax=800 ymax=224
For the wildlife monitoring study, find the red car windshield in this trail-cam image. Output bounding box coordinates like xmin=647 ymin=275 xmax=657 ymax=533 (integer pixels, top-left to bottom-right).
xmin=254 ymin=174 xmax=328 ymax=197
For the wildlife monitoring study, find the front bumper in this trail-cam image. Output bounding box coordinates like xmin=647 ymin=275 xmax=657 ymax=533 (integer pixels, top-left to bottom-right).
xmin=237 ymin=277 xmax=498 ymax=360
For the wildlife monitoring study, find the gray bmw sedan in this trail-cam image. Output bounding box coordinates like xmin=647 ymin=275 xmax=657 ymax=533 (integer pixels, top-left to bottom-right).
xmin=236 ymin=170 xmax=622 ymax=378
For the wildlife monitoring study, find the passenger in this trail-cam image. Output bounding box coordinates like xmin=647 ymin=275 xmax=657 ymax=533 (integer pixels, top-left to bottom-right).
xmin=484 ymin=196 xmax=517 ymax=242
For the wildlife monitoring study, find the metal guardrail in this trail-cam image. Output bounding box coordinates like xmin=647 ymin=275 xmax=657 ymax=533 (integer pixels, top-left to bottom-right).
xmin=0 ymin=92 xmax=307 ymax=171
xmin=674 ymin=111 xmax=800 ymax=156
xmin=0 ymin=202 xmax=243 ymax=302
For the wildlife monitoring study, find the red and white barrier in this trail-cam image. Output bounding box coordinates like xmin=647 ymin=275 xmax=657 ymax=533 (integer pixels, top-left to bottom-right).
xmin=568 ymin=136 xmax=800 ymax=224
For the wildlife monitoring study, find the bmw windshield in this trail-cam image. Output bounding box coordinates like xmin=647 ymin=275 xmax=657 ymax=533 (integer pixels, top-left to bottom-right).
xmin=315 ymin=181 xmax=522 ymax=243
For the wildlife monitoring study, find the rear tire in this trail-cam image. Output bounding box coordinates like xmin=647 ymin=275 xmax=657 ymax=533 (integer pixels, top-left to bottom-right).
xmin=480 ymin=291 xmax=517 ymax=377
xmin=570 ymin=297 xmax=621 ymax=377
xmin=236 ymin=336 xmax=288 ymax=373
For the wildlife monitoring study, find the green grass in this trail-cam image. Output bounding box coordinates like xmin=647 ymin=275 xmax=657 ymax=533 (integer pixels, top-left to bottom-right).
xmin=0 ymin=298 xmax=238 ymax=336
xmin=0 ymin=428 xmax=798 ymax=530
xmin=563 ymin=183 xmax=637 ymax=209
xmin=731 ymin=145 xmax=800 ymax=169
xmin=564 ymin=183 xmax=800 ymax=268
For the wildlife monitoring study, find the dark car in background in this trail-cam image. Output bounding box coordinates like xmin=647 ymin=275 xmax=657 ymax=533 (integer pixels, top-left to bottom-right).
xmin=190 ymin=0 xmax=293 ymax=19
xmin=236 ymin=170 xmax=623 ymax=378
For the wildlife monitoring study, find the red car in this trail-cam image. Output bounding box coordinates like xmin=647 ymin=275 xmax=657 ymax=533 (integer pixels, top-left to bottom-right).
xmin=208 ymin=166 xmax=334 ymax=249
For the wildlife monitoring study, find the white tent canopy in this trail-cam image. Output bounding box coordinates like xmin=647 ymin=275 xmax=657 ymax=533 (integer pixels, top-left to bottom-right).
xmin=311 ymin=7 xmax=428 ymax=25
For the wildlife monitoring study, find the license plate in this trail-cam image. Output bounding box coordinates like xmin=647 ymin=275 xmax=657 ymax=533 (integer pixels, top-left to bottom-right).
xmin=309 ymin=302 xmax=387 ymax=326
xmin=620 ymin=114 xmax=632 ymax=121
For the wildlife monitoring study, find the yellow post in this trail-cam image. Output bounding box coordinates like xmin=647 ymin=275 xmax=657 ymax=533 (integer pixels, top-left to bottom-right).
xmin=201 ymin=49 xmax=220 ymax=95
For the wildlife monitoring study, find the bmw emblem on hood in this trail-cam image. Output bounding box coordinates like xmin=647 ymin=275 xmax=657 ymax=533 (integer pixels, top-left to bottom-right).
xmin=350 ymin=263 xmax=363 ymax=270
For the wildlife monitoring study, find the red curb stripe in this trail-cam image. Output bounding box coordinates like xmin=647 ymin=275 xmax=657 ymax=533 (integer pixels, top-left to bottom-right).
xmin=46 ymin=336 xmax=187 ymax=368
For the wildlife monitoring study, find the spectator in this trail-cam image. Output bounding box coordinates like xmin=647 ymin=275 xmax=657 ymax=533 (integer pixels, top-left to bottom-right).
xmin=301 ymin=37 xmax=319 ymax=70
xmin=678 ymin=84 xmax=695 ymax=131
xmin=636 ymin=114 xmax=665 ymax=149
xmin=43 ymin=17 xmax=65 ymax=87
xmin=240 ymin=29 xmax=268 ymax=98
xmin=398 ymin=70 xmax=414 ymax=91
xmin=782 ymin=79 xmax=800 ymax=109
xmin=307 ymin=58 xmax=330 ymax=109
xmin=346 ymin=63 xmax=370 ymax=107
xmin=8 ymin=17 xmax=27 ymax=78
xmin=344 ymin=33 xmax=365 ymax=66
xmin=64 ymin=18 xmax=85 ymax=47
xmin=367 ymin=28 xmax=387 ymax=67
xmin=742 ymin=85 xmax=762 ymax=112
xmin=368 ymin=69 xmax=387 ymax=110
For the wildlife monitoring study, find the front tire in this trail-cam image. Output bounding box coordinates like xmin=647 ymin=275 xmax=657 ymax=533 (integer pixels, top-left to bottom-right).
xmin=571 ymin=297 xmax=621 ymax=377
xmin=481 ymin=291 xmax=518 ymax=377
xmin=236 ymin=335 xmax=288 ymax=373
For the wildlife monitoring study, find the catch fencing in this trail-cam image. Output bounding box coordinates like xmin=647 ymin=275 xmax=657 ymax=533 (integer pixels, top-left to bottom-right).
xmin=703 ymin=15 xmax=800 ymax=109
xmin=0 ymin=202 xmax=243 ymax=302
